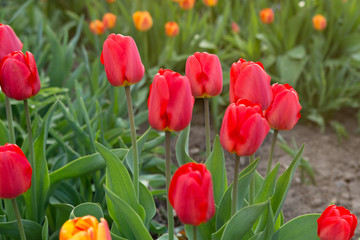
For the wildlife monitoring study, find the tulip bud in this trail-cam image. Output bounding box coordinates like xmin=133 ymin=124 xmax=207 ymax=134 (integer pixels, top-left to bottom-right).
xmin=60 ymin=216 xmax=111 ymax=240
xmin=259 ymin=8 xmax=274 ymax=24
xmin=169 ymin=162 xmax=215 ymax=226
xmin=148 ymin=69 xmax=194 ymax=132
xmin=101 ymin=34 xmax=145 ymax=87
xmin=230 ymin=58 xmax=273 ymax=110
xmin=0 ymin=23 xmax=23 ymax=61
xmin=102 ymin=13 xmax=117 ymax=29
xmin=165 ymin=21 xmax=180 ymax=37
xmin=313 ymin=14 xmax=327 ymax=31
xmin=265 ymin=83 xmax=301 ymax=131
xmin=89 ymin=20 xmax=105 ymax=35
xmin=0 ymin=51 xmax=41 ymax=100
xmin=173 ymin=0 xmax=196 ymax=10
xmin=106 ymin=0 xmax=115 ymax=3
xmin=231 ymin=22 xmax=240 ymax=33
xmin=220 ymin=99 xmax=270 ymax=156
xmin=0 ymin=144 xmax=32 ymax=199
xmin=317 ymin=205 xmax=357 ymax=240
xmin=132 ymin=11 xmax=153 ymax=32
xmin=185 ymin=52 xmax=223 ymax=98
xmin=203 ymin=0 xmax=217 ymax=7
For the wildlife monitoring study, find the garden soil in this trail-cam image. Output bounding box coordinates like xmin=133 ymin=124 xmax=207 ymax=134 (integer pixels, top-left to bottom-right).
xmin=183 ymin=102 xmax=360 ymax=239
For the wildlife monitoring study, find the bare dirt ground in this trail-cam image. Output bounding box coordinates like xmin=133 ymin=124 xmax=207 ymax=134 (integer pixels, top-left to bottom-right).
xmin=187 ymin=101 xmax=360 ymax=238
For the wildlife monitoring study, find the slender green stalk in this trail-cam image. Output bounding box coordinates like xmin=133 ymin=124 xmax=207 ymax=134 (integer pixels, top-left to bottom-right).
xmin=193 ymin=225 xmax=197 ymax=240
xmin=124 ymin=86 xmax=139 ymax=200
xmin=249 ymin=155 xmax=255 ymax=205
xmin=266 ymin=130 xmax=279 ymax=176
xmin=204 ymin=98 xmax=211 ymax=158
xmin=165 ymin=131 xmax=174 ymax=240
xmin=11 ymin=199 xmax=26 ymax=240
xmin=231 ymin=155 xmax=240 ymax=216
xmin=5 ymin=96 xmax=15 ymax=143
xmin=24 ymin=100 xmax=37 ymax=221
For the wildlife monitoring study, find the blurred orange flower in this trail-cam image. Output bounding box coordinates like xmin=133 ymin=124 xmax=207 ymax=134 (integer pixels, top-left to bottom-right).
xmin=89 ymin=20 xmax=105 ymax=35
xmin=106 ymin=0 xmax=115 ymax=3
xmin=312 ymin=14 xmax=327 ymax=31
xmin=132 ymin=11 xmax=153 ymax=31
xmin=165 ymin=22 xmax=180 ymax=37
xmin=260 ymin=8 xmax=274 ymax=24
xmin=103 ymin=13 xmax=117 ymax=29
xmin=203 ymin=0 xmax=217 ymax=7
xmin=173 ymin=0 xmax=196 ymax=10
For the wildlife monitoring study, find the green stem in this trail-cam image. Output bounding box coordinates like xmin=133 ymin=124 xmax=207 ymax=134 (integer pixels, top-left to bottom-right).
xmin=249 ymin=155 xmax=255 ymax=205
xmin=124 ymin=86 xmax=139 ymax=200
xmin=24 ymin=100 xmax=37 ymax=221
xmin=5 ymin=96 xmax=15 ymax=143
xmin=11 ymin=199 xmax=26 ymax=240
xmin=204 ymin=98 xmax=211 ymax=158
xmin=231 ymin=155 xmax=240 ymax=216
xmin=193 ymin=225 xmax=197 ymax=240
xmin=165 ymin=131 xmax=174 ymax=240
xmin=266 ymin=130 xmax=279 ymax=176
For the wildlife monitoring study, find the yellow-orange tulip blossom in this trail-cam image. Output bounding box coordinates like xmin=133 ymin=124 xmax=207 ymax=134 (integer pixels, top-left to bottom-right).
xmin=132 ymin=11 xmax=153 ymax=31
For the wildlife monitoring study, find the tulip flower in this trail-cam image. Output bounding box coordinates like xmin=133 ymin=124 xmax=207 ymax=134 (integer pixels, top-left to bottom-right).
xmin=165 ymin=21 xmax=180 ymax=37
xmin=102 ymin=13 xmax=117 ymax=29
xmin=317 ymin=205 xmax=357 ymax=240
xmin=230 ymin=58 xmax=273 ymax=110
xmin=231 ymin=22 xmax=240 ymax=33
xmin=0 ymin=144 xmax=32 ymax=199
xmin=220 ymin=99 xmax=270 ymax=156
xmin=148 ymin=69 xmax=194 ymax=132
xmin=132 ymin=11 xmax=153 ymax=32
xmin=203 ymin=0 xmax=217 ymax=7
xmin=313 ymin=14 xmax=327 ymax=31
xmin=0 ymin=51 xmax=41 ymax=101
xmin=173 ymin=0 xmax=196 ymax=10
xmin=106 ymin=0 xmax=115 ymax=3
xmin=89 ymin=20 xmax=105 ymax=35
xmin=0 ymin=23 xmax=23 ymax=61
xmin=101 ymin=34 xmax=144 ymax=87
xmin=60 ymin=216 xmax=111 ymax=240
xmin=260 ymin=8 xmax=274 ymax=24
xmin=169 ymin=162 xmax=215 ymax=226
xmin=185 ymin=52 xmax=223 ymax=98
xmin=265 ymin=83 xmax=301 ymax=131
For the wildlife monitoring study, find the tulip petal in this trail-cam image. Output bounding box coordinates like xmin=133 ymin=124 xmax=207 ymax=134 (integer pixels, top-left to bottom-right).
xmin=123 ymin=36 xmax=145 ymax=84
xmin=102 ymin=38 xmax=126 ymax=86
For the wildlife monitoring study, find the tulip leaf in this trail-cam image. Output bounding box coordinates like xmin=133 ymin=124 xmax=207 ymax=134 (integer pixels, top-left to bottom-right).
xmin=69 ymin=202 xmax=104 ymax=220
xmin=104 ymin=186 xmax=153 ymax=240
xmin=205 ymin=135 xmax=228 ymax=205
xmin=157 ymin=233 xmax=178 ymax=240
xmin=42 ymin=217 xmax=49 ymax=240
xmin=126 ymin=127 xmax=151 ymax=174
xmin=0 ymin=219 xmax=42 ymax=240
xmin=0 ymin=119 xmax=9 ymax=145
xmin=271 ymin=145 xmax=304 ymax=222
xmin=185 ymin=217 xmax=216 ymax=240
xmin=139 ymin=182 xmax=156 ymax=228
xmin=271 ymin=214 xmax=321 ymax=240
xmin=47 ymin=203 xmax=74 ymax=232
xmin=96 ymin=142 xmax=145 ymax=221
xmin=216 ymin=158 xmax=260 ymax=229
xmin=176 ymin=125 xmax=196 ymax=166
xmin=49 ymin=148 xmax=128 ymax=185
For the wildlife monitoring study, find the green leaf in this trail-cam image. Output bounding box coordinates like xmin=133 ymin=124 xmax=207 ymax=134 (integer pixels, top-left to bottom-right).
xmin=104 ymin=186 xmax=153 ymax=240
xmin=126 ymin=127 xmax=151 ymax=174
xmin=271 ymin=214 xmax=321 ymax=240
xmin=139 ymin=182 xmax=156 ymax=228
xmin=205 ymin=135 xmax=227 ymax=205
xmin=185 ymin=217 xmax=216 ymax=240
xmin=42 ymin=217 xmax=49 ymax=240
xmin=47 ymin=203 xmax=74 ymax=232
xmin=0 ymin=119 xmax=9 ymax=145
xmin=255 ymin=164 xmax=279 ymax=204
xmin=175 ymin=125 xmax=196 ymax=165
xmin=272 ymin=145 xmax=304 ymax=221
xmin=70 ymin=202 xmax=104 ymax=220
xmin=0 ymin=219 xmax=42 ymax=240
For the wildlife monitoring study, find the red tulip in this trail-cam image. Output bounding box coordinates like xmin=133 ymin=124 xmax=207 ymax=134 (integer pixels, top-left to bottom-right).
xmin=101 ymin=34 xmax=144 ymax=87
xmin=185 ymin=52 xmax=223 ymax=98
xmin=168 ymin=162 xmax=215 ymax=226
xmin=317 ymin=205 xmax=357 ymax=240
xmin=0 ymin=51 xmax=41 ymax=100
xmin=148 ymin=69 xmax=194 ymax=132
xmin=220 ymin=99 xmax=270 ymax=156
xmin=230 ymin=58 xmax=273 ymax=110
xmin=265 ymin=83 xmax=301 ymax=130
xmin=0 ymin=144 xmax=32 ymax=199
xmin=0 ymin=23 xmax=23 ymax=61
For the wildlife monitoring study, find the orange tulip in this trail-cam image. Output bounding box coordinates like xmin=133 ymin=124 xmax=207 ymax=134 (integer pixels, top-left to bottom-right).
xmin=203 ymin=0 xmax=217 ymax=7
xmin=103 ymin=13 xmax=117 ymax=29
xmin=165 ymin=22 xmax=180 ymax=37
xmin=89 ymin=20 xmax=105 ymax=35
xmin=106 ymin=0 xmax=115 ymax=3
xmin=173 ymin=0 xmax=196 ymax=10
xmin=259 ymin=8 xmax=274 ymax=24
xmin=60 ymin=216 xmax=111 ymax=240
xmin=132 ymin=11 xmax=153 ymax=31
xmin=312 ymin=14 xmax=327 ymax=31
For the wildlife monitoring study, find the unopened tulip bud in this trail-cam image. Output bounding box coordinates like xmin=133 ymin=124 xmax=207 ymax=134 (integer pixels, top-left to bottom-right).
xmin=203 ymin=0 xmax=217 ymax=7
xmin=89 ymin=20 xmax=105 ymax=35
xmin=173 ymin=0 xmax=196 ymax=10
xmin=132 ymin=11 xmax=153 ymax=32
xmin=103 ymin=13 xmax=117 ymax=29
xmin=260 ymin=8 xmax=274 ymax=24
xmin=165 ymin=21 xmax=180 ymax=37
xmin=0 ymin=23 xmax=23 ymax=60
xmin=313 ymin=14 xmax=327 ymax=31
